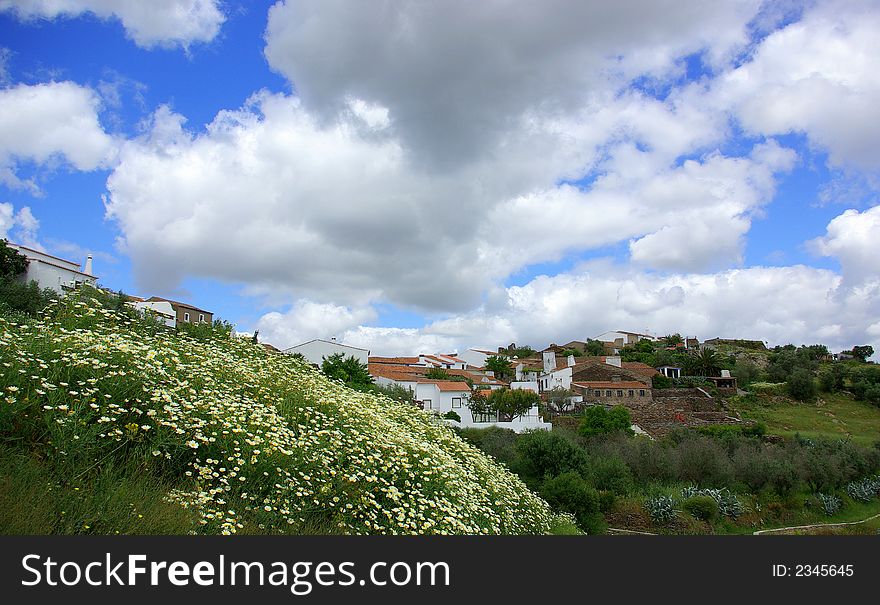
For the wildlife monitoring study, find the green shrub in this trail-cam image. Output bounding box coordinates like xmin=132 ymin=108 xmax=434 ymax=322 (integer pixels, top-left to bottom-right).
xmin=749 ymin=382 xmax=787 ymax=395
xmin=787 ymin=369 xmax=817 ymax=401
xmin=846 ymin=477 xmax=879 ymax=502
xmin=682 ymin=495 xmax=719 ymax=522
xmin=514 ymin=430 xmax=589 ymax=483
xmin=579 ymin=405 xmax=634 ymax=438
xmin=586 ymin=455 xmax=634 ymax=495
xmin=442 ymin=410 xmax=461 ymax=422
xmin=539 ymin=472 xmax=605 ymax=534
xmin=0 ymin=279 xmax=56 ymax=315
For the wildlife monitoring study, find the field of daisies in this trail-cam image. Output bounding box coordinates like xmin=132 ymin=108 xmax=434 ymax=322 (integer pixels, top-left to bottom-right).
xmin=0 ymin=291 xmax=574 ymax=535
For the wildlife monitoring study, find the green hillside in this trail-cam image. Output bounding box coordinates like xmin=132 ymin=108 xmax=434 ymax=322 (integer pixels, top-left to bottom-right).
xmin=0 ymin=292 xmax=571 ymax=535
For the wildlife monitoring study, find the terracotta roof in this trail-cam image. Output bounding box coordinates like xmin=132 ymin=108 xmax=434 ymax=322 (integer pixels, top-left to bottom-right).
xmin=424 ymin=381 xmax=473 ymax=392
xmin=574 ymin=381 xmax=649 ymax=390
xmin=147 ymin=296 xmax=212 ymax=314
xmin=369 ymin=356 xmax=421 ymax=365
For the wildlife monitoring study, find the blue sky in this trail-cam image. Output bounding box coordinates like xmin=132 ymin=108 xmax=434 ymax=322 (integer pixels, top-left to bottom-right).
xmin=1 ymin=1 xmax=879 ymax=356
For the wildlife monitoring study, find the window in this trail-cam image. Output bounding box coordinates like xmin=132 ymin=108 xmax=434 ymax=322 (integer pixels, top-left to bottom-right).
xmin=199 ymin=313 xmax=205 ymax=323
xmin=639 ymin=389 xmax=646 ymax=397
xmin=423 ymin=399 xmax=432 ymax=409
xmin=616 ymin=390 xmax=623 ymax=397
xmin=628 ymin=390 xmax=634 ymax=397
xmin=184 ymin=312 xmax=190 ymax=322
xmin=594 ymin=390 xmax=601 ymax=397
xmin=605 ymin=390 xmax=612 ymax=397
xmin=452 ymin=397 xmax=462 ymax=408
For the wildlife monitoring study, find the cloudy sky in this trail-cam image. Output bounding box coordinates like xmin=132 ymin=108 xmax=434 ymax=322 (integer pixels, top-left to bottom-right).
xmin=1 ymin=0 xmax=879 ymax=356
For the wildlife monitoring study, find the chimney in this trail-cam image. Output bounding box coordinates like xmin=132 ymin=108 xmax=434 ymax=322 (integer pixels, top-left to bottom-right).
xmin=515 ymin=362 xmax=524 ymax=381
xmin=543 ymin=350 xmax=556 ymax=373
xmin=84 ymin=254 xmax=93 ymax=275
xmin=606 ymin=355 xmax=622 ymax=368
xmin=567 ymin=354 xmax=575 ymax=367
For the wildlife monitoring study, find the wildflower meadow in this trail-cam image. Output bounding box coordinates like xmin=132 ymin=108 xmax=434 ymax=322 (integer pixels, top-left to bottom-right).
xmin=0 ymin=291 xmax=573 ymax=535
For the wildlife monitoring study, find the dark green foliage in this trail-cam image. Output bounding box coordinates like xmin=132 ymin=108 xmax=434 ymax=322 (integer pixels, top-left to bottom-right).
xmin=584 ymin=339 xmax=605 ymax=356
xmin=661 ymin=333 xmax=684 ymax=347
xmin=443 ymin=410 xmax=461 ymax=422
xmin=652 ymin=374 xmax=672 ymax=389
xmin=486 ymin=388 xmax=539 ymax=421
xmin=688 ymin=347 xmax=722 ymax=377
xmin=579 ymin=405 xmax=634 ymax=437
xmin=0 ymin=279 xmax=56 ymax=315
xmin=458 ymin=426 xmax=518 ymax=467
xmin=320 ymin=353 xmax=374 ymax=391
xmin=514 ymin=430 xmax=589 ymax=482
xmin=732 ymin=359 xmax=762 ymax=386
xmin=484 ymin=355 xmax=513 ymax=379
xmin=787 ymin=368 xmax=817 ymax=401
xmin=818 ymin=363 xmax=847 ymax=393
xmin=766 ymin=346 xmax=819 ymax=382
xmin=682 ymin=495 xmax=719 ymax=522
xmin=425 ymin=367 xmax=450 ymax=380
xmin=371 ymin=382 xmax=414 ymax=403
xmin=539 ymin=472 xmax=605 ymax=534
xmin=585 ymin=455 xmax=633 ymax=495
xmin=508 ymin=346 xmax=535 ymax=358
xmin=176 ymin=317 xmax=234 ymax=341
xmin=851 ymin=345 xmax=874 ymax=363
xmin=560 ymin=348 xmax=583 ymax=358
xmin=695 ymin=422 xmax=766 ymax=439
xmin=0 ymin=239 xmax=28 ymax=280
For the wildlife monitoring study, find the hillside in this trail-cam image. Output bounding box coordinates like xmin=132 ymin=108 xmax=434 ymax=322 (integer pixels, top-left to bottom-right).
xmin=0 ymin=293 xmax=571 ymax=535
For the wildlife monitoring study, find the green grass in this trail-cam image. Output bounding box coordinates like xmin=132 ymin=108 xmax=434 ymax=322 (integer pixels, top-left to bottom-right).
xmin=730 ymin=392 xmax=880 ymax=446
xmin=0 ymin=445 xmax=197 ymax=534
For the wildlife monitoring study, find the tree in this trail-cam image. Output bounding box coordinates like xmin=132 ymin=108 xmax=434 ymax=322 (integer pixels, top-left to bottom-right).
xmin=424 ymin=367 xmax=450 ymax=380
xmin=732 ymin=359 xmax=761 ymax=386
xmin=372 ymin=382 xmax=414 ymax=403
xmin=579 ymin=405 xmax=634 ymax=437
xmin=546 ymin=387 xmax=576 ymax=412
xmin=787 ymin=368 xmax=817 ymax=401
xmin=487 ymin=388 xmax=539 ymax=421
xmin=851 ymin=345 xmax=874 ymax=362
xmin=0 ymin=239 xmax=28 ymax=281
xmin=689 ymin=347 xmax=722 ymax=377
xmin=661 ymin=333 xmax=684 ymax=347
xmin=584 ymin=339 xmax=605 ymax=356
xmin=321 ymin=353 xmax=374 ymax=390
xmin=484 ymin=354 xmax=513 ymax=379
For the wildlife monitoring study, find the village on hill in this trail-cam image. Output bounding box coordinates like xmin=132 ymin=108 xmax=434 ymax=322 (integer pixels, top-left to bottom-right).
xmin=5 ymin=239 xmax=874 ymax=441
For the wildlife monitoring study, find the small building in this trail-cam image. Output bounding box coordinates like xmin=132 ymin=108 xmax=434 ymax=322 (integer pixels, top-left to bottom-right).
xmin=146 ymin=297 xmax=213 ymax=326
xmin=7 ymin=243 xmax=97 ymax=294
xmin=573 ymin=381 xmax=652 ymax=401
xmin=657 ymin=366 xmax=682 ymax=379
xmin=284 ymin=338 xmax=370 ymax=367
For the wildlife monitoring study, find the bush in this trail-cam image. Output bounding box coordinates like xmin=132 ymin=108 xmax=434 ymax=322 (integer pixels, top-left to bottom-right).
xmin=846 ymin=477 xmax=879 ymax=502
xmin=442 ymin=410 xmax=461 ymax=422
xmin=579 ymin=405 xmax=634 ymax=438
xmin=586 ymin=455 xmax=634 ymax=495
xmin=539 ymin=472 xmax=605 ymax=534
xmin=514 ymin=430 xmax=590 ymax=484
xmin=0 ymin=279 xmax=56 ymax=315
xmin=645 ymin=495 xmax=676 ymax=525
xmin=682 ymin=495 xmax=719 ymax=522
xmin=787 ymin=368 xmax=817 ymax=401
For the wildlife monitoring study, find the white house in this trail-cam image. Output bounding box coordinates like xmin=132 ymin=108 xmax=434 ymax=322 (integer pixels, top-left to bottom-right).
xmin=130 ymin=300 xmax=177 ymax=328
xmin=8 ymin=244 xmax=97 ymax=294
xmin=457 ymin=348 xmax=497 ymax=368
xmin=284 ymin=338 xmax=370 ymax=366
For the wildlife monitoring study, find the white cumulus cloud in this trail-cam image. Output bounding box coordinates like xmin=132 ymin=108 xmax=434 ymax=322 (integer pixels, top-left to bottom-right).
xmin=0 ymin=0 xmax=225 ymax=49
